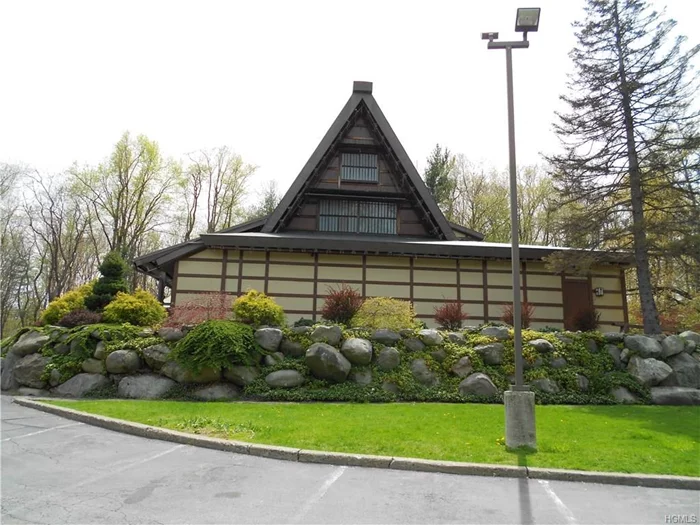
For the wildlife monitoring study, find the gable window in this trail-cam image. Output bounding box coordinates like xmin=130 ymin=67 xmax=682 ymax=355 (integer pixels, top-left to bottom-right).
xmin=341 ymin=153 xmax=378 ymax=182
xmin=319 ymin=199 xmax=396 ymax=235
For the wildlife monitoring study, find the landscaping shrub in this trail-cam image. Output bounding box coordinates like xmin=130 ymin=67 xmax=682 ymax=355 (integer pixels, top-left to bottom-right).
xmin=102 ymin=290 xmax=167 ymax=326
xmin=84 ymin=251 xmax=129 ymax=311
xmin=351 ymin=297 xmax=416 ymax=330
xmin=232 ymin=290 xmax=285 ymax=327
xmin=294 ymin=318 xmax=315 ymax=327
xmin=433 ymin=301 xmax=469 ymax=330
xmin=572 ymin=306 xmax=600 ymax=331
xmin=171 ymin=319 xmax=264 ymax=373
xmin=57 ymin=309 xmax=103 ymax=328
xmin=321 ymin=284 xmax=364 ymax=325
xmin=501 ymin=301 xmax=536 ymax=328
xmin=40 ymin=282 xmax=94 ymax=325
xmin=163 ymin=292 xmax=232 ymax=327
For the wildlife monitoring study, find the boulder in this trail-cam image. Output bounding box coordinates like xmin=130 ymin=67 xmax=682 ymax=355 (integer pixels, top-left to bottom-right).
xmin=624 ymin=335 xmax=662 ymax=358
xmin=458 ymin=373 xmax=498 ymax=396
xmin=611 ymin=386 xmax=639 ymax=404
xmin=679 ymin=331 xmax=700 ymax=346
xmin=263 ymin=352 xmax=284 ymax=366
xmin=48 ymin=369 xmax=63 ymax=387
xmin=137 ymin=328 xmax=154 ymax=338
xmin=372 ymin=329 xmax=401 ymax=346
xmin=255 ymin=328 xmax=284 ymax=352
xmin=280 ymin=339 xmax=305 ymax=357
xmin=525 ymin=356 xmax=544 ymax=369
xmin=529 ymin=339 xmax=555 ymax=353
xmin=451 ymin=356 xmax=473 ymax=378
xmin=105 ymin=350 xmax=142 ymax=374
xmin=620 ymin=348 xmax=631 ymax=364
xmin=157 ymin=327 xmax=185 ymax=343
xmin=480 ymin=326 xmax=510 ymax=340
xmin=555 ymin=333 xmax=573 ymax=344
xmin=69 ymin=339 xmax=84 ymax=356
xmin=265 ymin=370 xmax=305 ymax=388
xmin=310 ymin=325 xmax=342 ymax=346
xmin=660 ymin=335 xmax=685 ymax=359
xmin=576 ymin=374 xmax=590 ymax=392
xmin=585 ymin=339 xmax=599 ymax=353
xmin=305 ymin=343 xmax=351 ymax=383
xmin=223 ymin=366 xmax=260 ymax=387
xmin=474 ymin=343 xmax=504 ymax=365
xmin=447 ymin=332 xmax=466 ymax=345
xmin=531 ymin=378 xmax=560 ymax=394
xmin=660 ymin=353 xmax=700 ymax=388
xmin=430 ymin=349 xmax=447 ymax=363
xmin=14 ymin=354 xmax=50 ymax=389
xmin=81 ymin=358 xmax=105 ymax=375
xmin=399 ymin=329 xmax=415 ymax=338
xmin=419 ymin=329 xmax=443 ymax=346
xmin=340 ymin=338 xmax=373 ymax=366
xmin=53 ymin=373 xmax=111 ymax=397
xmin=550 ymin=357 xmax=567 ymax=369
xmin=376 ymin=348 xmax=400 ymax=371
xmin=382 ymin=381 xmax=400 ymax=395
xmin=1 ymin=351 xmax=20 ymax=390
xmin=93 ymin=341 xmax=107 ymax=360
xmin=10 ymin=331 xmax=50 ymax=357
xmin=18 ymin=387 xmax=50 ymax=397
xmin=650 ymin=387 xmax=700 ymax=406
xmin=403 ymin=338 xmax=425 ymax=353
xmin=603 ymin=332 xmax=625 ymax=343
xmin=292 ymin=326 xmax=312 ymax=335
xmin=161 ymin=361 xmax=220 ymax=384
xmin=410 ymin=359 xmax=439 ymax=387
xmin=606 ymin=344 xmax=623 ymax=370
xmin=142 ymin=343 xmax=171 ymax=371
xmin=685 ymin=340 xmax=697 ymax=354
xmin=118 ymin=375 xmax=177 ymax=399
xmin=192 ymin=383 xmax=240 ymax=401
xmin=627 ymin=355 xmax=672 ymax=387
xmin=349 ymin=369 xmax=373 ymax=386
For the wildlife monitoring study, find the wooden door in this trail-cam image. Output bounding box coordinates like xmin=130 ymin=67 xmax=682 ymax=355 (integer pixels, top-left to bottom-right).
xmin=562 ymin=279 xmax=592 ymax=330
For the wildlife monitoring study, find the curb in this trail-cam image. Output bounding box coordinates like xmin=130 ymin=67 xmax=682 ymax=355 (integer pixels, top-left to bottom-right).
xmin=13 ymin=397 xmax=700 ymax=491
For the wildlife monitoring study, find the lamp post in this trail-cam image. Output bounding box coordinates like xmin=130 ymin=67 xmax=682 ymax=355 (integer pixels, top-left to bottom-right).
xmin=483 ymin=7 xmax=541 ymax=450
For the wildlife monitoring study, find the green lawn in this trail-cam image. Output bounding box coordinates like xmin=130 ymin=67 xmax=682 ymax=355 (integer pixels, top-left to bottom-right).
xmin=46 ymin=400 xmax=700 ymax=477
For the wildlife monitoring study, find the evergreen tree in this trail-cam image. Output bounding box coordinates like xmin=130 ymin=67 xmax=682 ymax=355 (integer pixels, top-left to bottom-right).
xmin=84 ymin=251 xmax=129 ymax=311
xmin=423 ymin=144 xmax=455 ymax=215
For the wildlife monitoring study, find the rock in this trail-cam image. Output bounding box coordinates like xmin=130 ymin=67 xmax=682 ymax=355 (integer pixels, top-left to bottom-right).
xmin=685 ymin=340 xmax=697 ymax=354
xmin=372 ymin=329 xmax=401 ymax=346
xmin=14 ymin=354 xmax=50 ymax=389
xmin=603 ymin=332 xmax=625 ymax=343
xmin=93 ymin=341 xmax=107 ymax=360
xmin=576 ymin=374 xmax=590 ymax=392
xmin=474 ymin=343 xmax=504 ymax=365
xmin=399 ymin=329 xmax=415 ymax=337
xmin=18 ymin=387 xmax=50 ymax=397
xmin=679 ymin=330 xmax=700 ymax=344
xmin=137 ymin=328 xmax=154 ymax=337
xmin=458 ymin=373 xmax=498 ymax=396
xmin=310 ymin=325 xmax=342 ymax=346
xmin=69 ymin=339 xmax=85 ymax=356
xmin=693 ymin=352 xmax=700 ymax=362
xmin=1 ymin=351 xmax=20 ymax=390
xmin=157 ymin=327 xmax=185 ymax=342
xmin=142 ymin=343 xmax=171 ymax=371
xmin=305 ymin=343 xmax=351 ymax=383
xmin=118 ymin=375 xmax=177 ymax=399
xmin=606 ymin=344 xmax=623 ymax=370
xmin=255 ymin=328 xmax=284 ymax=351
xmin=192 ymin=383 xmax=240 ymax=401
xmin=280 ymin=339 xmax=305 ymax=357
xmin=550 ymin=357 xmax=567 ymax=369
xmin=410 ymin=359 xmax=439 ymax=387
xmin=451 ymin=356 xmax=473 ymax=378
xmin=529 ymin=339 xmax=555 ymax=353
xmin=340 ymin=338 xmax=373 ymax=366
xmin=419 ymin=329 xmax=443 ymax=346
xmin=263 ymin=352 xmax=284 ymax=366
xmin=661 ymin=335 xmax=686 ymax=359
xmin=382 ymin=381 xmax=400 ymax=395
xmin=430 ymin=349 xmax=447 ymax=363
xmin=620 ymin=348 xmax=631 ymax=364
xmin=110 ymin=374 xmax=127 ymax=386
xmin=480 ymin=326 xmax=510 ymax=340
xmin=627 ymin=355 xmax=672 ymax=387
xmin=585 ymin=339 xmax=599 ymax=353
xmin=292 ymin=326 xmax=312 ymax=335
xmin=161 ymin=361 xmax=221 ymax=384
xmin=265 ymin=370 xmax=305 ymax=388
xmin=105 ymin=350 xmax=142 ymax=374
xmin=524 ymin=356 xmax=544 ymax=369
xmin=53 ymin=373 xmax=111 ymax=397
xmin=624 ymin=335 xmax=662 ymax=358
xmin=48 ymin=369 xmax=63 ymax=387
xmin=531 ymin=378 xmax=560 ymax=394
xmin=447 ymin=332 xmax=466 ymax=345
xmin=661 ymin=353 xmax=700 ymax=388
xmin=54 ymin=342 xmax=70 ymax=355
xmin=349 ymin=369 xmax=372 ymax=385
xmin=555 ymin=333 xmax=572 ymax=344
xmin=611 ymin=386 xmax=639 ymax=404
xmin=376 ymin=348 xmax=400 ymax=371
xmin=81 ymin=358 xmax=105 ymax=374
xmin=650 ymin=387 xmax=700 ymax=406
xmin=403 ymin=338 xmax=425 ymax=353
xmin=223 ymin=366 xmax=260 ymax=387
xmin=10 ymin=331 xmax=50 ymax=357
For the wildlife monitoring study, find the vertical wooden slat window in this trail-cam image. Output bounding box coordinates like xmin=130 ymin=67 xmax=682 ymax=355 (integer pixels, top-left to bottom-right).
xmin=319 ymin=200 xmax=396 ymax=234
xmin=341 ymin=153 xmax=378 ymax=182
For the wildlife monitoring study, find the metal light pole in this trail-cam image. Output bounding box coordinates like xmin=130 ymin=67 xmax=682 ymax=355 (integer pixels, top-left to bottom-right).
xmin=483 ymin=7 xmax=541 ymax=450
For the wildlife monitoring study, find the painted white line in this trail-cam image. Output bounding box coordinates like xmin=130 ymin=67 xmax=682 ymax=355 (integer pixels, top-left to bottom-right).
xmin=538 ymin=479 xmax=577 ymax=524
xmin=1 ymin=422 xmax=84 ymax=442
xmin=291 ymin=466 xmax=346 ymax=524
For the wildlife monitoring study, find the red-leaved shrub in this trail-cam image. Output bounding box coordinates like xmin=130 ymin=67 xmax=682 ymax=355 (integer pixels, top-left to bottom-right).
xmin=433 ymin=301 xmax=469 ymax=330
xmin=57 ymin=309 xmax=103 ymax=328
xmin=164 ymin=292 xmax=232 ymax=328
xmin=572 ymin=306 xmax=600 ymax=332
xmin=501 ymin=302 xmax=536 ymax=329
xmin=321 ymin=284 xmax=364 ymax=325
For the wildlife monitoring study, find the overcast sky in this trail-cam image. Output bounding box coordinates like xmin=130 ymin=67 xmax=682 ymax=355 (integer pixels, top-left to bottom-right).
xmin=1 ymin=0 xmax=698 ymax=201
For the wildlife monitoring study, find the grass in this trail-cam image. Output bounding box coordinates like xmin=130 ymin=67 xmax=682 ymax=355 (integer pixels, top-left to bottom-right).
xmin=46 ymin=400 xmax=700 ymax=477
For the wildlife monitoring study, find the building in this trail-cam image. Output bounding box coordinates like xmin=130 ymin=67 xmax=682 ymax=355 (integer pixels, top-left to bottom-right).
xmin=135 ymin=81 xmax=630 ymax=331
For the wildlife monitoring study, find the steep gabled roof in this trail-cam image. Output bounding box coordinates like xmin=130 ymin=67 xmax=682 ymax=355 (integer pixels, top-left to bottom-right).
xmin=262 ymin=81 xmax=456 ymax=240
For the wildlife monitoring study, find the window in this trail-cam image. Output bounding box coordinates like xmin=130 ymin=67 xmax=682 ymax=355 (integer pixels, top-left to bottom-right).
xmin=340 ymin=153 xmax=378 ymax=182
xmin=319 ymin=200 xmax=397 ymax=235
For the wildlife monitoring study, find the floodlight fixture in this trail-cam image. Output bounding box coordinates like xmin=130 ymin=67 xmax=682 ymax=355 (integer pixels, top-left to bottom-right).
xmin=481 ymin=32 xmax=499 ymax=41
xmin=515 ymin=7 xmax=541 ymax=33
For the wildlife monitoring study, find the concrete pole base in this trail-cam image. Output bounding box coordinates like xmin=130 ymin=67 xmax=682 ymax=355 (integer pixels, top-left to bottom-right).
xmin=504 ymin=390 xmax=537 ymax=450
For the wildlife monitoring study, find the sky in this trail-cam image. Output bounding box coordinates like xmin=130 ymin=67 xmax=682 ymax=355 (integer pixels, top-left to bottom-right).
xmin=1 ymin=0 xmax=698 ymax=203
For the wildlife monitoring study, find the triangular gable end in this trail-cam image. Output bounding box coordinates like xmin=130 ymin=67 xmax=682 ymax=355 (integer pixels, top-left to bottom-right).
xmin=263 ymin=81 xmax=456 ymax=240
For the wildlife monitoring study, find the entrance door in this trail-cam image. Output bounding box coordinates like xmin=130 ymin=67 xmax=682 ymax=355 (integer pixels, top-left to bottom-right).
xmin=562 ymin=279 xmax=593 ymax=330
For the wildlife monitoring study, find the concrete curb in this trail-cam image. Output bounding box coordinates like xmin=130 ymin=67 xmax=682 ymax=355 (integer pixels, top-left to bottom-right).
xmin=13 ymin=397 xmax=700 ymax=491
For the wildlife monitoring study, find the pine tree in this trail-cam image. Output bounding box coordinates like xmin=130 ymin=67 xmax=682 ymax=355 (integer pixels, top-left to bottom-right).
xmin=84 ymin=251 xmax=129 ymax=312
xmin=423 ymin=144 xmax=455 ymax=215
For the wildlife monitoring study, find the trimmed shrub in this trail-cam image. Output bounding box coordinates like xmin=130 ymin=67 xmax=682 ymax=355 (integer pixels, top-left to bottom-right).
xmin=57 ymin=309 xmax=103 ymax=328
xmin=351 ymin=297 xmax=416 ymax=330
xmin=294 ymin=318 xmax=315 ymax=327
xmin=434 ymin=301 xmax=469 ymax=330
xmin=84 ymin=251 xmax=129 ymax=311
xmin=572 ymin=307 xmax=600 ymax=331
xmin=321 ymin=284 xmax=364 ymax=325
xmin=163 ymin=292 xmax=232 ymax=327
xmin=40 ymin=282 xmax=94 ymax=325
xmin=171 ymin=320 xmax=264 ymax=373
xmin=501 ymin=302 xmax=536 ymax=329
xmin=232 ymin=290 xmax=285 ymax=327
xmin=102 ymin=290 xmax=167 ymax=326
